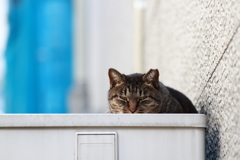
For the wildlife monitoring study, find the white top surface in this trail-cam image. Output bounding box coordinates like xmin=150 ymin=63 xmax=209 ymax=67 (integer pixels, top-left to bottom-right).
xmin=0 ymin=114 xmax=206 ymax=128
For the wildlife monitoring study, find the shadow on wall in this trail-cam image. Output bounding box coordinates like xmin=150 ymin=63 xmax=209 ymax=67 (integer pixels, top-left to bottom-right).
xmin=199 ymin=94 xmax=220 ymax=159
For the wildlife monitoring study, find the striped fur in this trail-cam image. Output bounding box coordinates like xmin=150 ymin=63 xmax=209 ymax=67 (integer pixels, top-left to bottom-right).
xmin=108 ymin=68 xmax=198 ymax=114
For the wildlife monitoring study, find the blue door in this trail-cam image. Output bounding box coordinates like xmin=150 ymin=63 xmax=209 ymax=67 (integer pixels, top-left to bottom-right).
xmin=5 ymin=0 xmax=72 ymax=113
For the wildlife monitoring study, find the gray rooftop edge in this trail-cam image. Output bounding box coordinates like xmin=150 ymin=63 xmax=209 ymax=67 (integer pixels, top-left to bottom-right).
xmin=0 ymin=114 xmax=206 ymax=128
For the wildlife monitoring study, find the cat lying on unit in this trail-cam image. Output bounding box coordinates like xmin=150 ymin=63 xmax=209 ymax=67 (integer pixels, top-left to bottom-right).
xmin=108 ymin=68 xmax=198 ymax=114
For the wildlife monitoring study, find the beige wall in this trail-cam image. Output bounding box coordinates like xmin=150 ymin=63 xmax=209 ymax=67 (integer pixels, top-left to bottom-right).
xmin=143 ymin=0 xmax=240 ymax=159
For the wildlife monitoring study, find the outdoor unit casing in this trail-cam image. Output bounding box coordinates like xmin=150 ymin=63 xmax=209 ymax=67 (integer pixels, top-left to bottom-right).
xmin=0 ymin=114 xmax=206 ymax=160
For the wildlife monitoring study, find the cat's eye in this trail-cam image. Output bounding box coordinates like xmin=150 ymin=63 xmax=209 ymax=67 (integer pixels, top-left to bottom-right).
xmin=119 ymin=96 xmax=127 ymax=101
xmin=140 ymin=96 xmax=148 ymax=101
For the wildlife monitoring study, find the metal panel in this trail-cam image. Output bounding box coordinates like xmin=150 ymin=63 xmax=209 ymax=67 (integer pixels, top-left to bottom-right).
xmin=0 ymin=114 xmax=206 ymax=128
xmin=0 ymin=114 xmax=205 ymax=160
xmin=75 ymin=132 xmax=117 ymax=160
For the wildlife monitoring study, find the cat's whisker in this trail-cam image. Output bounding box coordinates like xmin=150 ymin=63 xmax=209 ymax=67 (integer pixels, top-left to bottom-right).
xmin=109 ymin=108 xmax=122 ymax=113
xmin=109 ymin=109 xmax=120 ymax=111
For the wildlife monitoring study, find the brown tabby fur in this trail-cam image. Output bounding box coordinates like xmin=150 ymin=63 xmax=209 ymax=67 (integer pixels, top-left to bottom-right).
xmin=108 ymin=68 xmax=198 ymax=114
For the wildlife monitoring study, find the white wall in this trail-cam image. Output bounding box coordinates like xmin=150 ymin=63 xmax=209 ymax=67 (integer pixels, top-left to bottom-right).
xmin=0 ymin=0 xmax=8 ymax=113
xmin=71 ymin=0 xmax=134 ymax=113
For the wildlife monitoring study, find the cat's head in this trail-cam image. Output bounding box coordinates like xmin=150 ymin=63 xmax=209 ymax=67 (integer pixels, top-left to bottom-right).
xmin=108 ymin=68 xmax=162 ymax=114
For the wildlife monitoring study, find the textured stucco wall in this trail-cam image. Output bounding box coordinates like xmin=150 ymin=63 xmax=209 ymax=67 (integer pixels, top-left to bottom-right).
xmin=143 ymin=0 xmax=240 ymax=159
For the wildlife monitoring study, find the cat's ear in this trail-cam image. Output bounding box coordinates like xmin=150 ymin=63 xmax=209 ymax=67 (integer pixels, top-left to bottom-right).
xmin=142 ymin=69 xmax=160 ymax=89
xmin=108 ymin=68 xmax=125 ymax=88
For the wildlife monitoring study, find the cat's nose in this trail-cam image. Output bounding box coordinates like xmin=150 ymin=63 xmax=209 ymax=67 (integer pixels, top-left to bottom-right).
xmin=129 ymin=108 xmax=137 ymax=113
xmin=129 ymin=100 xmax=137 ymax=113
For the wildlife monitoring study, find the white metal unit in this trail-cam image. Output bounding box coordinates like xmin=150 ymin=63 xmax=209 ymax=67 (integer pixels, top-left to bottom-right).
xmin=0 ymin=114 xmax=206 ymax=160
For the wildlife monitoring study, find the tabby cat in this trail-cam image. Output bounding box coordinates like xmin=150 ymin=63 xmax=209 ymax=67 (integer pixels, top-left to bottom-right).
xmin=108 ymin=68 xmax=198 ymax=113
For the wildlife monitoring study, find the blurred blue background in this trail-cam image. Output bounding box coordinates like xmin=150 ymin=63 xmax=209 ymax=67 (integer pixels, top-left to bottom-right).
xmin=5 ymin=0 xmax=72 ymax=113
xmin=0 ymin=0 xmax=135 ymax=113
